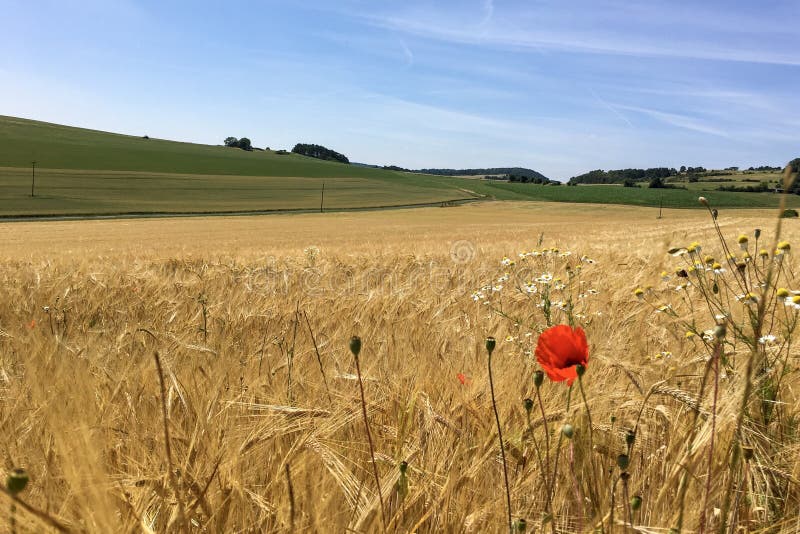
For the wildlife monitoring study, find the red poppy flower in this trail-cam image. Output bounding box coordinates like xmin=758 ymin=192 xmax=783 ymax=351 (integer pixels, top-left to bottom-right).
xmin=27 ymin=319 xmax=36 ymax=329
xmin=457 ymin=372 xmax=471 ymax=386
xmin=535 ymin=325 xmax=589 ymax=386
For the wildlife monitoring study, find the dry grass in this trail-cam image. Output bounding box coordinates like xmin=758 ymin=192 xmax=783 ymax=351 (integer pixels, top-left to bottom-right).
xmin=1 ymin=201 xmax=800 ymax=532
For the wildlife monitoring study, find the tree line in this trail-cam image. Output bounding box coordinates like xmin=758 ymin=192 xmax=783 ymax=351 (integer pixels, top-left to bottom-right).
xmin=568 ymin=167 xmax=678 ymax=185
xmin=291 ymin=144 xmax=349 ymax=163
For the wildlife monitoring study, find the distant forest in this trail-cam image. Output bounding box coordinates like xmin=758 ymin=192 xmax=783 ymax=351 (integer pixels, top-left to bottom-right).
xmin=292 ymin=143 xmax=349 ymax=164
xmin=568 ymin=167 xmax=678 ymax=185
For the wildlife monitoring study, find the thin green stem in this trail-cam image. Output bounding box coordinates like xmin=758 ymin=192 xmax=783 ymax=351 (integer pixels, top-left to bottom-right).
xmin=488 ymin=350 xmax=513 ymax=533
xmin=354 ymin=355 xmax=386 ymax=531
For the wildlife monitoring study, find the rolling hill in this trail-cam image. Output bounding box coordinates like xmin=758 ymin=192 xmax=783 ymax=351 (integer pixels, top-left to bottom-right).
xmin=0 ymin=116 xmax=479 ymax=216
xmin=0 ymin=115 xmax=797 ymax=217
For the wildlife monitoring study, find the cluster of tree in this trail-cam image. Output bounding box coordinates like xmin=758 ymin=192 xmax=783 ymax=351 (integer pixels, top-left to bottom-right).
xmin=223 ymin=137 xmax=249 ymax=150
xmin=224 ymin=137 xmax=253 ymax=151
xmin=747 ymin=165 xmax=782 ymax=172
xmin=679 ymin=166 xmax=707 ymax=174
xmin=415 ymin=167 xmax=551 ymax=182
xmin=292 ymin=143 xmax=349 ymax=164
xmin=568 ymin=167 xmax=677 ymax=185
xmin=507 ymin=173 xmax=559 ymax=185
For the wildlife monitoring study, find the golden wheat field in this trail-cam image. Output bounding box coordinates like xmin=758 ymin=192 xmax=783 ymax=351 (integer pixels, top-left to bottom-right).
xmin=2 ymin=201 xmax=800 ymax=533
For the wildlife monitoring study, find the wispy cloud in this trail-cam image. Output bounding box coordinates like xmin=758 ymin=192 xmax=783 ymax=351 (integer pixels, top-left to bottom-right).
xmin=399 ymin=39 xmax=414 ymax=67
xmin=354 ymin=4 xmax=800 ymax=66
xmin=589 ymin=88 xmax=634 ymax=128
xmin=613 ymin=104 xmax=730 ymax=137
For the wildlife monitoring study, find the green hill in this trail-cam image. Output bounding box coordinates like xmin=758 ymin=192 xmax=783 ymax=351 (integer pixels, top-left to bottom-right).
xmin=0 ymin=115 xmax=796 ymax=217
xmin=0 ymin=116 xmax=476 ymax=216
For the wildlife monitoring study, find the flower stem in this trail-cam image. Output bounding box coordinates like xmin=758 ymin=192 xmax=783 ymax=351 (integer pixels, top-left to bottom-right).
xmin=354 ymin=354 xmax=386 ymax=530
xmin=547 ymin=385 xmax=572 ymax=530
xmin=488 ymin=348 xmax=513 ymax=533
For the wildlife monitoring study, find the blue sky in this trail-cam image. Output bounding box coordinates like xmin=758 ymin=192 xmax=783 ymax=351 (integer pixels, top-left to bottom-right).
xmin=1 ymin=0 xmax=798 ymax=179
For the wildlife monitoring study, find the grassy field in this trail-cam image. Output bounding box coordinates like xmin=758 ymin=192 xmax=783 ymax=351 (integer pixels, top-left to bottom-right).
xmin=2 ymin=201 xmax=800 ymax=532
xmin=2 ymin=115 xmax=798 ymax=215
xmin=0 ymin=116 xmax=478 ymax=215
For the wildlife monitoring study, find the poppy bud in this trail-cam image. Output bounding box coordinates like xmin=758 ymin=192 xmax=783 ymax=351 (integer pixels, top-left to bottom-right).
xmin=533 ymin=370 xmax=544 ymax=388
xmin=742 ymin=446 xmax=754 ymax=461
xmin=625 ymin=429 xmax=636 ymax=446
xmin=561 ymin=424 xmax=574 ymax=439
xmin=6 ymin=468 xmax=28 ymax=495
xmin=617 ymin=454 xmax=630 ymax=470
xmin=399 ymin=461 xmax=408 ymax=474
xmin=349 ymin=336 xmax=361 ymax=358
xmin=630 ymin=495 xmax=642 ymax=511
xmin=523 ymin=398 xmax=534 ymax=414
xmin=485 ymin=336 xmax=496 ymax=355
xmin=515 ymin=518 xmax=527 ymax=532
xmin=575 ymin=364 xmax=586 ymax=378
xmin=754 ymin=228 xmax=761 ymax=239
xmin=610 ymin=415 xmax=616 ymax=424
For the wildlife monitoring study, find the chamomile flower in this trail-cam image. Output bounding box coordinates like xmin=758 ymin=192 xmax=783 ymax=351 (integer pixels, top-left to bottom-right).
xmin=738 ymin=235 xmax=749 ymax=250
xmin=501 ymin=257 xmax=515 ymax=267
xmin=759 ymin=334 xmax=778 ymax=345
xmin=736 ymin=293 xmax=759 ymax=304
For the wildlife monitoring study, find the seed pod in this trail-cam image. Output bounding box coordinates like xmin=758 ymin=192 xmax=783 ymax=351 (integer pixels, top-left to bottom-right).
xmin=399 ymin=461 xmax=408 ymax=474
xmin=617 ymin=454 xmax=630 ymax=470
xmin=754 ymin=228 xmax=761 ymax=239
xmin=630 ymin=495 xmax=642 ymax=511
xmin=742 ymin=446 xmax=754 ymax=461
xmin=485 ymin=337 xmax=496 ymax=355
xmin=575 ymin=363 xmax=586 ymax=378
xmin=523 ymin=398 xmax=534 ymax=413
xmin=625 ymin=429 xmax=636 ymax=446
xmin=533 ymin=370 xmax=544 ymax=388
xmin=515 ymin=518 xmax=527 ymax=532
xmin=349 ymin=336 xmax=362 ymax=358
xmin=561 ymin=424 xmax=574 ymax=439
xmin=6 ymin=468 xmax=29 ymax=495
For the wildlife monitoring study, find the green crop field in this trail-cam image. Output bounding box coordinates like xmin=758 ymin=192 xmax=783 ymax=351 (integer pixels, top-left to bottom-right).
xmin=426 ymin=178 xmax=800 ymax=209
xmin=0 ymin=115 xmax=796 ymax=216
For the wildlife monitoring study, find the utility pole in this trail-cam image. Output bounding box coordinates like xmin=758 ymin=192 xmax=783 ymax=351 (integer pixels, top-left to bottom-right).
xmin=320 ymin=182 xmax=325 ymax=213
xmin=31 ymin=161 xmax=36 ymax=197
xmin=657 ymin=194 xmax=663 ymax=219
